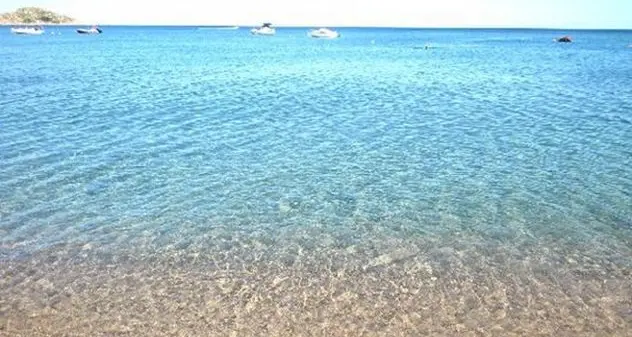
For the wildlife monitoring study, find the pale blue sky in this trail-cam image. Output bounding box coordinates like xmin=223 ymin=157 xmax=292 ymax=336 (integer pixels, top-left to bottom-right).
xmin=2 ymin=0 xmax=631 ymax=28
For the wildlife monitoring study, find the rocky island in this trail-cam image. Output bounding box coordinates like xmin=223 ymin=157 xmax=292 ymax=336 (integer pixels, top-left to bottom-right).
xmin=0 ymin=7 xmax=74 ymax=24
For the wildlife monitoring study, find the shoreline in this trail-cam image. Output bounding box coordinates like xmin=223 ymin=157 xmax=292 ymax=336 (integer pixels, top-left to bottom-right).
xmin=0 ymin=22 xmax=77 ymax=26
xmin=1 ymin=222 xmax=631 ymax=336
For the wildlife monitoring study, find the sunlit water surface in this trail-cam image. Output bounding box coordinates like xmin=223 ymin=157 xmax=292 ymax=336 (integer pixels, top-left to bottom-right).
xmin=1 ymin=27 xmax=631 ymax=336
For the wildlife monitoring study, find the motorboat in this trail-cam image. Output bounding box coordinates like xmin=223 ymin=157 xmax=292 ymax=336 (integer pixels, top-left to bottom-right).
xmin=309 ymin=28 xmax=340 ymax=39
xmin=556 ymin=36 xmax=572 ymax=43
xmin=10 ymin=26 xmax=44 ymax=35
xmin=77 ymin=26 xmax=102 ymax=34
xmin=251 ymin=23 xmax=275 ymax=36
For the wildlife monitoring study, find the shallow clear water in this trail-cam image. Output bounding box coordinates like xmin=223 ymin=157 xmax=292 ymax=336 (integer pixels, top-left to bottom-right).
xmin=1 ymin=27 xmax=631 ymax=335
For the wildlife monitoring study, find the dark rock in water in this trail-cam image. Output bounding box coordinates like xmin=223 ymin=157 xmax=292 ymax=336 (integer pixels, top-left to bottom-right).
xmin=556 ymin=36 xmax=572 ymax=43
xmin=327 ymin=191 xmax=357 ymax=217
xmin=175 ymin=239 xmax=192 ymax=250
xmin=79 ymin=223 xmax=98 ymax=231
xmin=614 ymin=218 xmax=632 ymax=230
xmin=278 ymin=196 xmax=302 ymax=213
xmin=85 ymin=180 xmax=108 ymax=195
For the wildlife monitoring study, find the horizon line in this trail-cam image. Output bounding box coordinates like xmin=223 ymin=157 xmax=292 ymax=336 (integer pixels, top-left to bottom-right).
xmin=2 ymin=22 xmax=631 ymax=31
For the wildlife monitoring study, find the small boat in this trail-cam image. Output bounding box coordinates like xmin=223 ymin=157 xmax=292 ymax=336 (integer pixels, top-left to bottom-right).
xmin=309 ymin=28 xmax=340 ymax=39
xmin=251 ymin=23 xmax=275 ymax=36
xmin=77 ymin=26 xmax=102 ymax=34
xmin=556 ymin=36 xmax=572 ymax=43
xmin=10 ymin=26 xmax=44 ymax=35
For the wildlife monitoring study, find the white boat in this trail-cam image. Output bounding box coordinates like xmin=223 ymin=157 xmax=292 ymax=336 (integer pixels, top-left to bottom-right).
xmin=11 ymin=26 xmax=44 ymax=35
xmin=77 ymin=26 xmax=102 ymax=34
xmin=309 ymin=28 xmax=340 ymax=39
xmin=251 ymin=23 xmax=275 ymax=36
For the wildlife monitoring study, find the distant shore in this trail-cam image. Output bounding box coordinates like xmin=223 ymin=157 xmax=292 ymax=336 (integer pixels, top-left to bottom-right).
xmin=1 ymin=22 xmax=76 ymax=26
xmin=0 ymin=7 xmax=73 ymax=25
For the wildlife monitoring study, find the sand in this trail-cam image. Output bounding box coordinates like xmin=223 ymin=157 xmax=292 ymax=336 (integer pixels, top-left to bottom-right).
xmin=1 ymin=223 xmax=631 ymax=336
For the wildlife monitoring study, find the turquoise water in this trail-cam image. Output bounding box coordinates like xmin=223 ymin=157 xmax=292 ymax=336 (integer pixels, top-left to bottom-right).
xmin=1 ymin=27 xmax=631 ymax=335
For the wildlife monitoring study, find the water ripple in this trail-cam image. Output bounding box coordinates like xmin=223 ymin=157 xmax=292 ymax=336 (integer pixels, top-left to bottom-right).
xmin=1 ymin=27 xmax=631 ymax=334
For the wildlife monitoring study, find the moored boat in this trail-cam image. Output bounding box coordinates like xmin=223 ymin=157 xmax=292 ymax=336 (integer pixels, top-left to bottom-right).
xmin=10 ymin=26 xmax=44 ymax=35
xmin=251 ymin=23 xmax=275 ymax=36
xmin=77 ymin=26 xmax=102 ymax=34
xmin=309 ymin=28 xmax=340 ymax=39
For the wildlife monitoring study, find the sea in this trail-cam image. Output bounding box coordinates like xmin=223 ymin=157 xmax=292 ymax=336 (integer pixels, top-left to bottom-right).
xmin=1 ymin=26 xmax=631 ymax=336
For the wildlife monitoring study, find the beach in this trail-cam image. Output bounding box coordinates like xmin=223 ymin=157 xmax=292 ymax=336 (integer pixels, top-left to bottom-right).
xmin=2 ymin=225 xmax=630 ymax=336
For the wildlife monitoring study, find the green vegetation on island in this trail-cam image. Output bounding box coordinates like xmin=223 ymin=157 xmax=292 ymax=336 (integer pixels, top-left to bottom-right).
xmin=0 ymin=7 xmax=74 ymax=24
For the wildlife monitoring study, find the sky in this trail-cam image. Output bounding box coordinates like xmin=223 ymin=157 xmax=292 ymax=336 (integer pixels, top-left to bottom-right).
xmin=1 ymin=0 xmax=631 ymax=28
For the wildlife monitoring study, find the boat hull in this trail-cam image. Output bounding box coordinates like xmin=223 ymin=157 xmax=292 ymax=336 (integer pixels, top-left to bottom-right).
xmin=11 ymin=28 xmax=44 ymax=35
xmin=77 ymin=28 xmax=102 ymax=34
xmin=251 ymin=29 xmax=275 ymax=36
xmin=310 ymin=33 xmax=340 ymax=39
xmin=309 ymin=29 xmax=340 ymax=39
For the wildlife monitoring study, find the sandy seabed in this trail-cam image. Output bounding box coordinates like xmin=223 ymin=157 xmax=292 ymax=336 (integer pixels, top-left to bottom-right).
xmin=1 ymin=222 xmax=631 ymax=336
